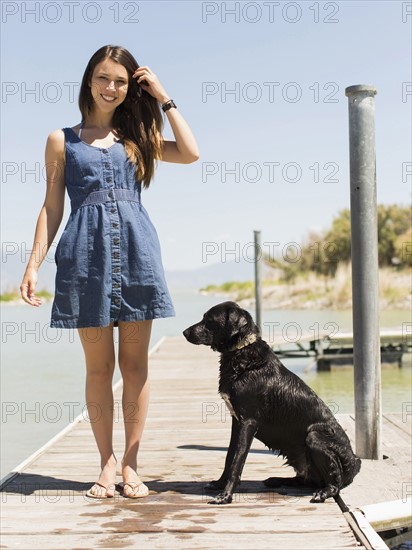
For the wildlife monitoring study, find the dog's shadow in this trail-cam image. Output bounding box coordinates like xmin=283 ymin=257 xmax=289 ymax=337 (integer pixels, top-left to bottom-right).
xmin=2 ymin=472 xmax=314 ymax=499
xmin=148 ymin=479 xmax=314 ymax=499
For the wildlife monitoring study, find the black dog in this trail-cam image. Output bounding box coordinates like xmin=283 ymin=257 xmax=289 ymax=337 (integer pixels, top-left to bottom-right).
xmin=183 ymin=301 xmax=361 ymax=505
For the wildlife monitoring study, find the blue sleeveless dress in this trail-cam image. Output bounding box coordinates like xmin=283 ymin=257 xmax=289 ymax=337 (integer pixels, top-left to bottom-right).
xmin=50 ymin=125 xmax=175 ymax=329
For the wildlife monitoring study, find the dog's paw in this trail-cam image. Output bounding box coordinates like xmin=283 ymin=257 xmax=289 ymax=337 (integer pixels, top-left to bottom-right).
xmin=310 ymin=490 xmax=327 ymax=503
xmin=205 ymin=479 xmax=227 ymax=491
xmin=310 ymin=485 xmax=339 ymax=503
xmin=208 ymin=492 xmax=233 ymax=505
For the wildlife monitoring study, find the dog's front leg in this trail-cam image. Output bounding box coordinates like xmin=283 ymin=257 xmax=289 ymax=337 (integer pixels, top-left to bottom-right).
xmin=209 ymin=419 xmax=258 ymax=505
xmin=206 ymin=416 xmax=240 ymax=491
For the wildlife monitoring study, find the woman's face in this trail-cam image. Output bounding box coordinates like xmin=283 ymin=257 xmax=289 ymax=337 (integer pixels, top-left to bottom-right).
xmin=89 ymin=57 xmax=129 ymax=113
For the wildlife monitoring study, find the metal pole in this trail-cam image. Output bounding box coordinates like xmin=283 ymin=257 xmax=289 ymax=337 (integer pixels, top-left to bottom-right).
xmin=345 ymin=84 xmax=382 ymax=460
xmin=254 ymin=230 xmax=262 ymax=334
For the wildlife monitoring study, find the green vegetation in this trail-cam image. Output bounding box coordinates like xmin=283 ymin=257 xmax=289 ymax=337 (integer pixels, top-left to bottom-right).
xmin=202 ymin=204 xmax=411 ymax=310
xmin=201 ymin=281 xmax=254 ymax=300
xmin=0 ymin=288 xmax=54 ymax=302
xmin=201 ymin=280 xmax=278 ymax=301
xmin=264 ymin=204 xmax=411 ymax=280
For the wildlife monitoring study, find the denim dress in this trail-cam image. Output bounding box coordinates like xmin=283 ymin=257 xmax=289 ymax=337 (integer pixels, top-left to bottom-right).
xmin=50 ymin=125 xmax=176 ymax=328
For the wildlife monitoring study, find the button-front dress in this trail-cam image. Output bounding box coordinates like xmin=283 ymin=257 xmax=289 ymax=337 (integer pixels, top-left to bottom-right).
xmin=50 ymin=123 xmax=176 ymax=328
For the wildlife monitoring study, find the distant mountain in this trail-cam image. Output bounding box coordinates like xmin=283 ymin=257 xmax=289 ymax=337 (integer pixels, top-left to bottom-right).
xmin=166 ymin=259 xmax=256 ymax=290
xmin=1 ymin=245 xmax=259 ymax=294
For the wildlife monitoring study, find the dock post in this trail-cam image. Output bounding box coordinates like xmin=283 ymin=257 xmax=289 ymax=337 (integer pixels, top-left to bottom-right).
xmin=254 ymin=230 xmax=262 ymax=334
xmin=345 ymin=85 xmax=382 ymax=460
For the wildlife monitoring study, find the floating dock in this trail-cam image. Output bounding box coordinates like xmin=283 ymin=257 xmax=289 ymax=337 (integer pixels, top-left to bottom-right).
xmin=1 ymin=336 xmax=411 ymax=549
xmin=271 ymin=327 xmax=411 ymax=370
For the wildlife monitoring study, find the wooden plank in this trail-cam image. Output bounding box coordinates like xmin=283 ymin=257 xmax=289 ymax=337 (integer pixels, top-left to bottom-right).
xmin=338 ymin=414 xmax=412 ymax=508
xmin=0 ymin=533 xmax=366 ymax=550
xmin=344 ymin=511 xmax=389 ymax=550
xmin=384 ymin=412 xmax=412 ymax=437
xmin=361 ymin=498 xmax=412 ymax=531
xmin=381 ymin=419 xmax=412 ymax=448
xmin=0 ymin=504 xmax=355 ymax=534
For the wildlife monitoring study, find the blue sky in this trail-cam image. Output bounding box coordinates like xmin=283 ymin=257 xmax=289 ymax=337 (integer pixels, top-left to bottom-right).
xmin=1 ymin=0 xmax=411 ymax=274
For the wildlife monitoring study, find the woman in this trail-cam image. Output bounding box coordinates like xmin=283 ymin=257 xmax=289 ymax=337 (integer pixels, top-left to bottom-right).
xmin=20 ymin=45 xmax=199 ymax=499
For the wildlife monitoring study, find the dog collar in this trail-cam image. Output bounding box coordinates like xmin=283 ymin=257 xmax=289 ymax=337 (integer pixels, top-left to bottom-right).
xmin=228 ymin=333 xmax=258 ymax=352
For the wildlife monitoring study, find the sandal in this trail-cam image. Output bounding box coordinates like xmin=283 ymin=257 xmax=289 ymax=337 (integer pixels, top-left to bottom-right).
xmin=118 ymin=481 xmax=149 ymax=499
xmin=85 ymin=481 xmax=116 ymax=499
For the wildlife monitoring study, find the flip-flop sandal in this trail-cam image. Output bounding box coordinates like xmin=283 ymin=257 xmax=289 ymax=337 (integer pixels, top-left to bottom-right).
xmin=118 ymin=481 xmax=149 ymax=499
xmin=85 ymin=481 xmax=116 ymax=499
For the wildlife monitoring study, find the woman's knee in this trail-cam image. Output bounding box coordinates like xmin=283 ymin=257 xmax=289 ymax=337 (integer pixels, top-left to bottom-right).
xmin=118 ymin=356 xmax=148 ymax=380
xmin=78 ymin=325 xmax=116 ymax=381
xmin=86 ymin=360 xmax=116 ymax=382
xmin=117 ymin=320 xmax=151 ymax=380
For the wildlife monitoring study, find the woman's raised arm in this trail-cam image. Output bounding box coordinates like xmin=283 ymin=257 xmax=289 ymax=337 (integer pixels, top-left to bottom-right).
xmin=159 ymin=107 xmax=200 ymax=164
xmin=132 ymin=65 xmax=200 ymax=164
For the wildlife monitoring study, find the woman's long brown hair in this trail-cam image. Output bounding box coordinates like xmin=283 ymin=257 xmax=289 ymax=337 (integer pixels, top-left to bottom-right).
xmin=78 ymin=45 xmax=164 ymax=189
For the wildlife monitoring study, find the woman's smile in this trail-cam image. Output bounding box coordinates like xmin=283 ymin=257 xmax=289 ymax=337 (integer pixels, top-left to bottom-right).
xmin=101 ymin=94 xmax=117 ymax=102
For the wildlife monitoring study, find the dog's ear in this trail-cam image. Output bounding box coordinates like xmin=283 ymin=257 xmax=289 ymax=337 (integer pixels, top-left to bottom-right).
xmin=228 ymin=306 xmax=259 ymax=340
xmin=228 ymin=309 xmax=248 ymax=335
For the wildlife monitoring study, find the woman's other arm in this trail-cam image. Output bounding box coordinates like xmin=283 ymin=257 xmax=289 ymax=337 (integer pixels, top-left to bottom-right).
xmin=20 ymin=130 xmax=66 ymax=306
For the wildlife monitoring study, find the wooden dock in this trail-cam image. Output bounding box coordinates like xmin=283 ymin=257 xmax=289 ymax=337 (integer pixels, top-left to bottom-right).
xmin=1 ymin=336 xmax=410 ymax=549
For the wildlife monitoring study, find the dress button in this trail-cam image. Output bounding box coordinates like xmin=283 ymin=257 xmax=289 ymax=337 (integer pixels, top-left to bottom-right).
xmin=108 ymin=191 xmax=114 ymax=199
xmin=107 ymin=178 xmax=112 ymax=183
xmin=112 ymin=223 xmax=118 ymax=228
xmin=113 ymin=238 xmax=120 ymax=245
xmin=102 ymin=149 xmax=108 ymax=154
xmin=111 ymin=208 xmax=116 ymax=213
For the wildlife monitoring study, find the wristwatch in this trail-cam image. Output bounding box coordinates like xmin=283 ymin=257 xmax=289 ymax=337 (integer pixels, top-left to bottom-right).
xmin=161 ymin=99 xmax=177 ymax=112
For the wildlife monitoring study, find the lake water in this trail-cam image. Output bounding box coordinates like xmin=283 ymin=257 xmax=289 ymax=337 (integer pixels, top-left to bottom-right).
xmin=1 ymin=289 xmax=411 ymax=479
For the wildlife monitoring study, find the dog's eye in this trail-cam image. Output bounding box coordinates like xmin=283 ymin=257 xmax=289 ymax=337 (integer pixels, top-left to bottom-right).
xmin=203 ymin=317 xmax=213 ymax=329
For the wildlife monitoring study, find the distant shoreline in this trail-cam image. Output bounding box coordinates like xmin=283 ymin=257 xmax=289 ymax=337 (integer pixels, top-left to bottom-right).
xmin=201 ymin=266 xmax=412 ymax=311
xmin=0 ymin=289 xmax=53 ymax=305
xmin=0 ymin=298 xmax=54 ymax=307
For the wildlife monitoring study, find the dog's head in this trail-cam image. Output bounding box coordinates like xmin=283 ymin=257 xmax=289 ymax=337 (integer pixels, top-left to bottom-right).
xmin=183 ymin=301 xmax=259 ymax=353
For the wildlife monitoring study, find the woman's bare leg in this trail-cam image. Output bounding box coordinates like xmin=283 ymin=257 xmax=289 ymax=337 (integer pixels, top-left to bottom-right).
xmin=118 ymin=320 xmax=152 ymax=496
xmin=78 ymin=323 xmax=117 ymax=497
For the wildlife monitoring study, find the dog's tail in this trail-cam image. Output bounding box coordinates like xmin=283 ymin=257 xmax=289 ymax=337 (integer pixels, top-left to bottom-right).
xmin=354 ymin=457 xmax=361 ymax=476
xmin=342 ymin=455 xmax=361 ymax=487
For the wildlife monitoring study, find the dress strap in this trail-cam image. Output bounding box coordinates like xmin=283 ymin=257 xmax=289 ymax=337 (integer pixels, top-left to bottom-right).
xmin=78 ymin=120 xmax=85 ymax=139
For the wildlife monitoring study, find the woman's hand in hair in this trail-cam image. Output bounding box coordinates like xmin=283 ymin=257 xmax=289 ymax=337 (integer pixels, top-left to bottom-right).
xmin=132 ymin=66 xmax=170 ymax=104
